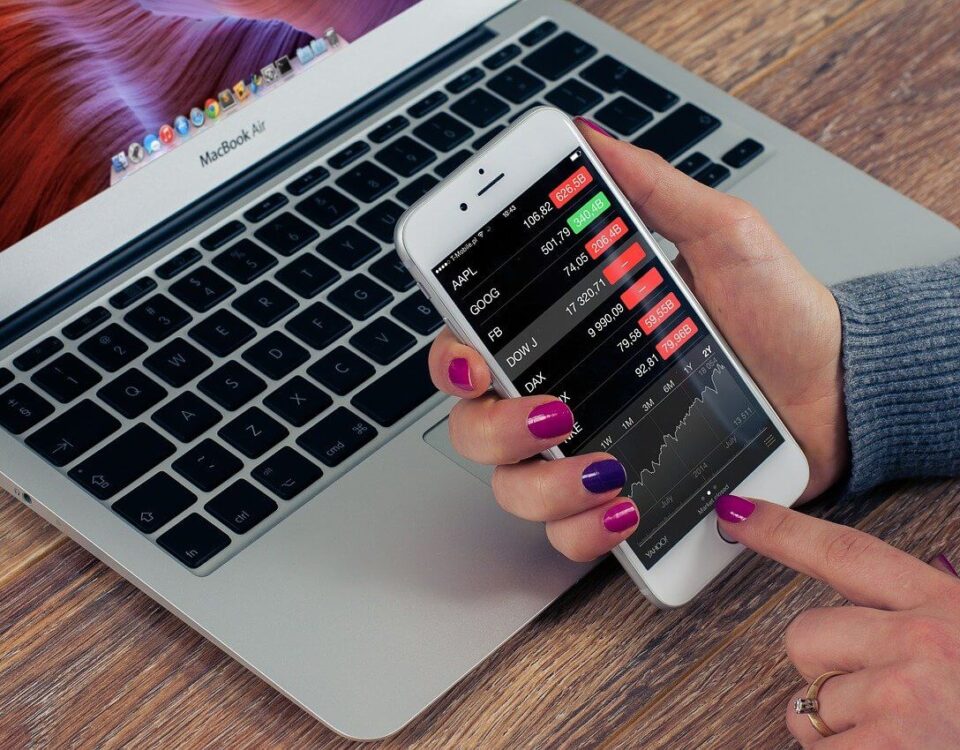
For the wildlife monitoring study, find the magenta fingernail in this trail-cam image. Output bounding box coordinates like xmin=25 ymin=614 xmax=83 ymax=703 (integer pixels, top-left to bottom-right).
xmin=574 ymin=116 xmax=614 ymax=138
xmin=715 ymin=495 xmax=755 ymax=523
xmin=448 ymin=357 xmax=473 ymax=391
xmin=603 ymin=501 xmax=639 ymax=533
xmin=526 ymin=401 xmax=574 ymax=439
xmin=935 ymin=553 xmax=959 ymax=577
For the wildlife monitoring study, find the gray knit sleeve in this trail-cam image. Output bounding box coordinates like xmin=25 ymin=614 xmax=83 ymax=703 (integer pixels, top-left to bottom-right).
xmin=831 ymin=257 xmax=960 ymax=494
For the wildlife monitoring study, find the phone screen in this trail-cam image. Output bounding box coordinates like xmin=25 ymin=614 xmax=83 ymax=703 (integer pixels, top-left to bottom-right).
xmin=431 ymin=148 xmax=784 ymax=567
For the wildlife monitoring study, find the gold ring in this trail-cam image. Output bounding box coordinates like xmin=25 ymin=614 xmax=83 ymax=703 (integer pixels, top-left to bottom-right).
xmin=794 ymin=670 xmax=845 ymax=737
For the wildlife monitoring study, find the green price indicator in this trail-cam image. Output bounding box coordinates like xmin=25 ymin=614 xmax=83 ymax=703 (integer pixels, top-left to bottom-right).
xmin=567 ymin=191 xmax=611 ymax=234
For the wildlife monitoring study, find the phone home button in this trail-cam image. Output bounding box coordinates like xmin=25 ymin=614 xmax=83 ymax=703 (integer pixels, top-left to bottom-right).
xmin=716 ymin=520 xmax=738 ymax=544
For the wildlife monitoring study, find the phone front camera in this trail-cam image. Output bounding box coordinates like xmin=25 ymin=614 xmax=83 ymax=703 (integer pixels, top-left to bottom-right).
xmin=460 ymin=202 xmax=468 ymax=212
xmin=478 ymin=168 xmax=485 ymax=175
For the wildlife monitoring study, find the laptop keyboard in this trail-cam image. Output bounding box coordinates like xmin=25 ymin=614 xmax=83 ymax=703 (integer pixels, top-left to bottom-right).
xmin=0 ymin=18 xmax=766 ymax=573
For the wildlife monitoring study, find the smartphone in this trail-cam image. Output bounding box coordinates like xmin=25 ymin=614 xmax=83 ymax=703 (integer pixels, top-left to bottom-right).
xmin=395 ymin=107 xmax=808 ymax=607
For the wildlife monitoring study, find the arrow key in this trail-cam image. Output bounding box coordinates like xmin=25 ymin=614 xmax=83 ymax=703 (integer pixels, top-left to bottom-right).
xmin=113 ymin=472 xmax=197 ymax=533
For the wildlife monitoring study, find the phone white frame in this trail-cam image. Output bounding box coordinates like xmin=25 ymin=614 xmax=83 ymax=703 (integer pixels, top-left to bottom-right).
xmin=395 ymin=106 xmax=809 ymax=608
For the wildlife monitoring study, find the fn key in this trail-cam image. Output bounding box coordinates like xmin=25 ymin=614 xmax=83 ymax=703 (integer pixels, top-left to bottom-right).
xmin=157 ymin=513 xmax=230 ymax=568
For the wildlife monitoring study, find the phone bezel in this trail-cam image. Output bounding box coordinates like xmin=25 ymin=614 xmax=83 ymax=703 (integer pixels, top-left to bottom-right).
xmin=395 ymin=106 xmax=809 ymax=607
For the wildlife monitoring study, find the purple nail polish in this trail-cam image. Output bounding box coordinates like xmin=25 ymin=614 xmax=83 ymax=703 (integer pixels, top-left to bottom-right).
xmin=935 ymin=553 xmax=959 ymax=577
xmin=574 ymin=116 xmax=614 ymax=138
xmin=582 ymin=459 xmax=626 ymax=494
xmin=603 ymin=501 xmax=639 ymax=533
xmin=448 ymin=357 xmax=473 ymax=391
xmin=715 ymin=495 xmax=755 ymax=523
xmin=526 ymin=401 xmax=574 ymax=439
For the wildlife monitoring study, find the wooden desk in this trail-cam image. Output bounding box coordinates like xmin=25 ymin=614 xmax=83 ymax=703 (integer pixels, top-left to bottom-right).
xmin=2 ymin=0 xmax=958 ymax=746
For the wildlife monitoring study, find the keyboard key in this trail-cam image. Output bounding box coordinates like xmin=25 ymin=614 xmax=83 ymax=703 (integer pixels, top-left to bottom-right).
xmin=446 ymin=66 xmax=484 ymax=94
xmin=156 ymin=248 xmax=202 ymax=280
xmin=413 ymin=112 xmax=473 ymax=153
xmin=369 ymin=115 xmax=409 ymax=144
xmin=436 ymin=150 xmax=470 ymax=178
xmin=451 ymin=89 xmax=509 ymax=128
xmin=519 ymin=20 xmax=557 ymax=46
xmin=97 ymin=368 xmax=166 ymax=418
xmin=676 ymin=151 xmax=711 ymax=176
xmin=218 ymin=407 xmax=288 ymax=458
xmin=335 ymin=161 xmax=398 ymax=203
xmin=285 ymin=301 xmax=351 ymax=350
xmin=580 ymin=55 xmax=679 ymax=112
xmin=483 ymin=43 xmax=521 ymax=70
xmin=189 ymin=309 xmax=255 ymax=357
xmin=545 ymin=78 xmax=603 ymax=116
xmin=32 ymin=353 xmax=101 ymax=403
xmin=329 ymin=140 xmax=370 ymax=169
xmin=287 ymin=166 xmax=330 ymax=196
xmin=113 ymin=472 xmax=196 ymax=534
xmin=124 ymin=294 xmax=192 ymax=342
xmin=79 ymin=323 xmax=147 ymax=372
xmin=144 ymin=339 xmax=212 ymax=387
xmin=408 ymin=90 xmax=448 ymax=118
xmin=152 ymin=392 xmax=222 ymax=442
xmin=275 ymin=254 xmax=339 ymax=298
xmin=243 ymin=192 xmax=289 ymax=223
xmin=522 ymin=31 xmax=596 ymax=80
xmin=357 ymin=199 xmax=404 ymax=244
xmin=109 ymin=277 xmax=157 ymax=310
xmin=25 ymin=399 xmax=119 ymax=466
xmin=200 ymin=220 xmax=245 ymax=251
xmin=370 ymin=251 xmax=415 ymax=292
xmin=62 ymin=307 xmax=110 ymax=341
xmin=205 ymin=479 xmax=277 ymax=534
xmin=0 ymin=368 xmax=12 ymax=389
xmin=242 ymin=331 xmax=310 ymax=379
xmin=594 ymin=95 xmax=652 ymax=136
xmin=695 ymin=163 xmax=731 ymax=188
xmin=169 ymin=267 xmax=235 ymax=312
xmin=328 ymin=275 xmax=392 ymax=320
xmin=375 ymin=136 xmax=437 ymax=178
xmin=68 ymin=423 xmax=175 ymax=500
xmin=297 ymin=407 xmax=377 ymax=467
xmin=296 ymin=187 xmax=359 ymax=230
xmin=633 ymin=103 xmax=721 ymax=162
xmin=473 ymin=126 xmax=505 ymax=150
xmin=253 ymin=447 xmax=323 ymax=500
xmin=157 ymin=513 xmax=230 ymax=568
xmin=172 ymin=438 xmax=243 ymax=492
xmin=316 ymin=226 xmax=380 ymax=271
xmin=198 ymin=361 xmax=266 ymax=411
xmin=396 ymin=174 xmax=439 ymax=206
xmin=13 ymin=336 xmax=63 ymax=371
xmin=232 ymin=281 xmax=298 ymax=327
xmin=488 ymin=66 xmax=545 ymax=104
xmin=392 ymin=291 xmax=443 ymax=334
xmin=254 ymin=212 xmax=318 ymax=256
xmin=263 ymin=376 xmax=332 ymax=427
xmin=350 ymin=318 xmax=415 ymax=365
xmin=351 ymin=346 xmax=436 ymax=427
xmin=213 ymin=238 xmax=277 ymax=283
xmin=308 ymin=346 xmax=374 ymax=395
xmin=722 ymin=138 xmax=764 ymax=168
xmin=0 ymin=383 xmax=54 ymax=434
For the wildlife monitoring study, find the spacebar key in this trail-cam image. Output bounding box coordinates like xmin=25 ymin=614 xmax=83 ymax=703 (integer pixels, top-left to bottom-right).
xmin=632 ymin=103 xmax=721 ymax=163
xmin=351 ymin=345 xmax=437 ymax=426
xmin=69 ymin=423 xmax=176 ymax=500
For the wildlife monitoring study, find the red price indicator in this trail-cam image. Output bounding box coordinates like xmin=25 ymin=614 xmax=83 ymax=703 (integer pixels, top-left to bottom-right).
xmin=549 ymin=165 xmax=593 ymax=208
xmin=639 ymin=292 xmax=681 ymax=334
xmin=585 ymin=217 xmax=628 ymax=259
xmin=602 ymin=242 xmax=646 ymax=284
xmin=655 ymin=317 xmax=699 ymax=359
xmin=620 ymin=266 xmax=664 ymax=310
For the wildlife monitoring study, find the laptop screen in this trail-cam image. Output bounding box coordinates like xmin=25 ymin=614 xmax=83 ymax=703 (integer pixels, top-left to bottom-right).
xmin=0 ymin=0 xmax=423 ymax=255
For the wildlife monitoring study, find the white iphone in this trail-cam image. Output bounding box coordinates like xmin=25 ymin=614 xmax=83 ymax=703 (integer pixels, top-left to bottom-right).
xmin=395 ymin=107 xmax=808 ymax=607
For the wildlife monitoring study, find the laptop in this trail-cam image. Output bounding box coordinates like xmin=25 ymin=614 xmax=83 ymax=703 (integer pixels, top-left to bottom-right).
xmin=0 ymin=0 xmax=956 ymax=740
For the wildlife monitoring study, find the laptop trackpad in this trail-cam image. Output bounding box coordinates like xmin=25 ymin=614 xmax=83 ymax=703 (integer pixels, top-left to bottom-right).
xmin=423 ymin=417 xmax=494 ymax=485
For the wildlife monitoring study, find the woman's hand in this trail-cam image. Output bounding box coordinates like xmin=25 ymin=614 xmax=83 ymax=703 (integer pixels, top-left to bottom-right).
xmin=716 ymin=494 xmax=960 ymax=748
xmin=428 ymin=122 xmax=848 ymax=561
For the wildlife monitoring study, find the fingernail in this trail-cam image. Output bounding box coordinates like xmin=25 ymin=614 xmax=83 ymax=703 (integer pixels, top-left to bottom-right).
xmin=932 ymin=553 xmax=960 ymax=578
xmin=526 ymin=401 xmax=574 ymax=439
xmin=603 ymin=501 xmax=639 ymax=533
xmin=574 ymin=116 xmax=613 ymax=138
xmin=715 ymin=495 xmax=755 ymax=523
xmin=448 ymin=357 xmax=473 ymax=391
xmin=582 ymin=459 xmax=627 ymax=494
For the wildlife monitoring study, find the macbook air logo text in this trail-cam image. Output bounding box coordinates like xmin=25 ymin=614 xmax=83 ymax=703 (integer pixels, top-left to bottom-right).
xmin=199 ymin=120 xmax=266 ymax=167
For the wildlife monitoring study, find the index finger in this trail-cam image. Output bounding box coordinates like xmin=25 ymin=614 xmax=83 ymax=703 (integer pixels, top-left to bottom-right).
xmin=715 ymin=495 xmax=944 ymax=610
xmin=428 ymin=326 xmax=492 ymax=398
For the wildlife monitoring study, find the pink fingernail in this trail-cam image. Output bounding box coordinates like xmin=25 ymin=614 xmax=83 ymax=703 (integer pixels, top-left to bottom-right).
xmin=603 ymin=501 xmax=639 ymax=533
xmin=574 ymin=116 xmax=613 ymax=138
xmin=448 ymin=357 xmax=473 ymax=391
xmin=526 ymin=401 xmax=574 ymax=439
xmin=715 ymin=495 xmax=755 ymax=523
xmin=934 ymin=553 xmax=959 ymax=577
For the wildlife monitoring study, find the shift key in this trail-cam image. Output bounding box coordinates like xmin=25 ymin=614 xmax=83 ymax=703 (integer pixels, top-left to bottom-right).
xmin=69 ymin=423 xmax=176 ymax=500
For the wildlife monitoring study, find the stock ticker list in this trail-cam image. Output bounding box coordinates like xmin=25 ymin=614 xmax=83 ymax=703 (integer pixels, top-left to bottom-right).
xmin=433 ymin=149 xmax=783 ymax=567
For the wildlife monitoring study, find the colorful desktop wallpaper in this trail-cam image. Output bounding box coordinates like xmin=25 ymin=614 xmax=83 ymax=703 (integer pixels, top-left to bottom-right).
xmin=0 ymin=0 xmax=420 ymax=253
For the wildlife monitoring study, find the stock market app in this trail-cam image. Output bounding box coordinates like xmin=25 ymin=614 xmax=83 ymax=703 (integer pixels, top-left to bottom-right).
xmin=433 ymin=149 xmax=784 ymax=568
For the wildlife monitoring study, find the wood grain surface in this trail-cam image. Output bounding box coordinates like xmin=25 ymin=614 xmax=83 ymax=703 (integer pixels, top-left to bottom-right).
xmin=2 ymin=0 xmax=958 ymax=747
